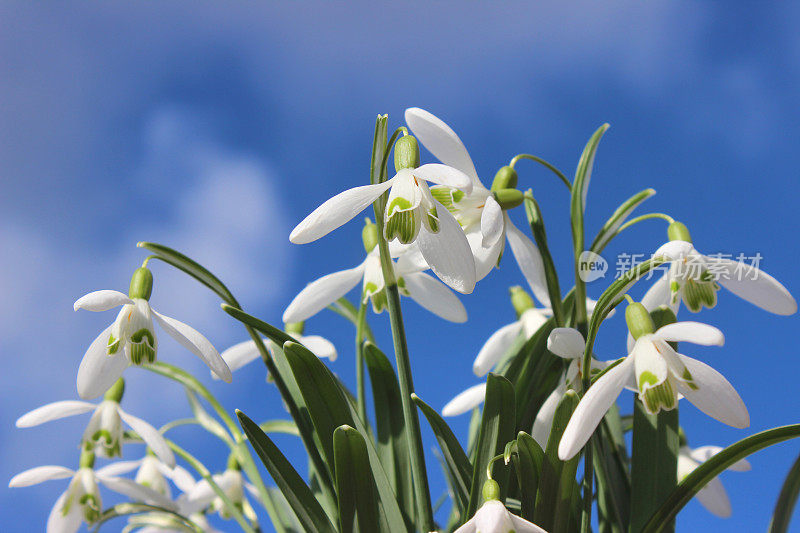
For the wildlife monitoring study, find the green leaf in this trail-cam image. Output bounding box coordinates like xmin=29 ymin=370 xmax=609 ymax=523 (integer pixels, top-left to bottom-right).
xmin=534 ymin=390 xmax=581 ymax=533
xmin=237 ymin=411 xmax=337 ymax=533
xmin=512 ymin=431 xmax=544 ymax=520
xmin=769 ymin=450 xmax=800 ymax=533
xmin=630 ymin=307 xmax=679 ymax=533
xmin=282 ymin=341 xmax=410 ymax=532
xmin=594 ymin=408 xmax=631 ymax=533
xmin=184 ymin=389 xmax=233 ymax=447
xmin=364 ymin=342 xmax=414 ymax=520
xmin=92 ymin=503 xmax=202 ymax=533
xmin=266 ymin=487 xmax=305 ymax=533
xmin=642 ymin=424 xmax=800 ymax=532
xmin=523 ymin=193 xmax=564 ymax=325
xmin=412 ymin=392 xmax=473 ymax=512
xmin=221 ymin=304 xmax=294 ymax=346
xmin=590 ymin=188 xmax=656 ymax=254
xmin=259 ymin=420 xmax=300 ymax=437
xmin=334 ymin=425 xmax=382 ymax=533
xmin=137 ymin=242 xmax=238 ymax=306
xmin=466 ymin=373 xmax=516 ymax=518
xmin=570 ymin=124 xmax=610 ymax=263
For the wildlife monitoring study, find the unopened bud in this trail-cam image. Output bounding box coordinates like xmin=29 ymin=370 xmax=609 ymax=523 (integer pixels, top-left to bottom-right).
xmin=103 ymin=378 xmax=125 ymax=403
xmin=667 ymin=221 xmax=692 ymax=243
xmin=510 ymin=286 xmax=535 ymax=318
xmin=493 ymin=189 xmax=524 ymax=210
xmin=482 ymin=478 xmax=500 ymax=501
xmin=362 ymin=217 xmax=379 ymax=253
xmin=625 ymin=301 xmax=656 ymax=340
xmin=394 ymin=135 xmax=420 ymax=171
xmin=491 ymin=166 xmax=518 ymax=191
xmin=129 ymin=267 xmax=153 ymax=300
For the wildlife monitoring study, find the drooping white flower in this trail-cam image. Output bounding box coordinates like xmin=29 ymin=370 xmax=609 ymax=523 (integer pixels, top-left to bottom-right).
xmin=183 ymin=468 xmax=257 ymax=521
xmin=9 ymin=459 xmax=173 ymax=533
xmin=530 ymin=328 xmax=608 ymax=449
xmin=442 ymin=383 xmax=487 ymax=417
xmin=676 ymin=444 xmax=751 ymax=518
xmin=289 ymin=134 xmax=476 ymax=293
xmin=454 ymin=480 xmax=547 ymax=533
xmin=559 ymin=304 xmax=749 ymax=461
xmin=219 ymin=332 xmax=337 ymax=378
xmin=405 ymin=107 xmax=549 ymax=304
xmin=643 ymin=226 xmax=796 ymax=316
xmin=283 ymin=247 xmax=467 ymax=325
xmin=74 ymin=266 xmax=231 ymax=399
xmin=15 ymin=379 xmax=175 ymax=467
xmin=98 ymin=453 xmax=196 ymax=501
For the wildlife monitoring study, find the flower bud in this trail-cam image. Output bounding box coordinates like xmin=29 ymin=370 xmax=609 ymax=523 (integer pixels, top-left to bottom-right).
xmin=362 ymin=217 xmax=379 ymax=253
xmin=482 ymin=478 xmax=500 ymax=501
xmin=625 ymin=301 xmax=655 ymax=340
xmin=103 ymin=378 xmax=125 ymax=403
xmin=493 ymin=188 xmax=524 ymax=210
xmin=394 ymin=135 xmax=420 ymax=171
xmin=491 ymin=166 xmax=518 ymax=191
xmin=667 ymin=221 xmax=692 ymax=243
xmin=128 ymin=267 xmax=153 ymax=300
xmin=509 ymin=286 xmax=535 ymax=318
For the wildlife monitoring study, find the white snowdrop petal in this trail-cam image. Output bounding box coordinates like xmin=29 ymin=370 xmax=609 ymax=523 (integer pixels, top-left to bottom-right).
xmin=642 ymin=273 xmax=671 ymax=311
xmin=532 ymin=381 xmax=566 ymax=449
xmin=289 ymin=180 xmax=395 ymax=244
xmin=473 ymin=322 xmax=522 ymax=377
xmin=547 ymin=328 xmax=586 ymax=360
xmin=413 ymin=163 xmax=472 ymax=193
xmin=417 ymin=202 xmax=476 ymax=294
xmin=655 ymin=321 xmax=724 ymax=346
xmin=404 ymin=107 xmax=480 ymax=186
xmin=117 ymin=408 xmax=176 ymax=468
xmin=505 ymin=216 xmax=550 ymax=307
xmin=97 ymin=475 xmax=175 ymax=509
xmin=442 ymin=383 xmax=487 ymax=417
xmin=403 ymin=271 xmax=467 ymax=323
xmin=16 ymin=401 xmax=97 ymax=428
xmin=47 ymin=491 xmax=83 ymax=533
xmin=465 ymin=226 xmax=505 ymax=282
xmin=299 ymin=335 xmax=338 ymax=361
xmin=9 ymin=466 xmax=74 ymax=487
xmin=710 ymin=257 xmax=797 ymax=315
xmin=151 ymin=309 xmax=231 ymax=383
xmin=694 ymin=476 xmax=732 ymax=518
xmin=73 ymin=290 xmax=134 ymax=312
xmin=677 ymin=354 xmax=749 ymax=429
xmin=480 ymin=195 xmax=504 ymax=247
xmin=509 ymin=510 xmax=549 ymax=533
xmin=558 ymin=358 xmax=634 ymax=460
xmin=653 ymin=240 xmax=694 ymax=259
xmin=219 ymin=340 xmax=262 ymax=374
xmin=282 ymin=263 xmax=366 ymax=323
xmin=95 ymin=460 xmax=143 ymax=478
xmin=77 ymin=325 xmax=130 ymax=400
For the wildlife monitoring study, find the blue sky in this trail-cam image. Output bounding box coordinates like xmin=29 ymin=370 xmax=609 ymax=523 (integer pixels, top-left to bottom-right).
xmin=2 ymin=2 xmax=800 ymax=531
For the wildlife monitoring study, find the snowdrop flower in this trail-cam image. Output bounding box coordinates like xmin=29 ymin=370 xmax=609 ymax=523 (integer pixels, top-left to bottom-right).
xmin=284 ymin=219 xmax=467 ymax=324
xmin=405 ymin=107 xmax=549 ymax=304
xmin=74 ymin=266 xmax=231 ymax=399
xmin=98 ymin=452 xmax=195 ymax=500
xmin=559 ymin=300 xmax=749 ymax=461
xmin=9 ymin=451 xmax=173 ymax=533
xmin=454 ymin=479 xmax=547 ymax=533
xmin=530 ymin=328 xmax=608 ymax=448
xmin=15 ymin=378 xmax=175 ymax=468
xmin=289 ymin=134 xmax=476 ymax=293
xmin=184 ymin=464 xmax=256 ymax=521
xmin=442 ymin=383 xmax=486 ymax=417
xmin=677 ymin=444 xmax=751 ymax=518
xmin=219 ymin=322 xmax=337 ymax=377
xmin=643 ymin=222 xmax=796 ymax=315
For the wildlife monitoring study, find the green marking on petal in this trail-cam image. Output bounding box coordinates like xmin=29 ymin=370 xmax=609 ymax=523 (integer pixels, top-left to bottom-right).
xmin=370 ymin=290 xmax=388 ymax=314
xmin=107 ymin=334 xmax=120 ymax=355
xmin=452 ymin=189 xmax=465 ymax=203
xmin=397 ymin=277 xmax=410 ymax=296
xmin=130 ymin=328 xmax=156 ymax=365
xmin=638 ymin=370 xmax=658 ymax=389
xmin=364 ymin=282 xmax=379 ymax=295
xmin=641 ymin=377 xmax=677 ymax=414
xmin=387 ymin=196 xmax=413 ymax=215
xmin=682 ymin=276 xmax=719 ymax=313
xmin=682 ymin=368 xmax=699 ymax=390
xmin=385 ymin=208 xmax=420 ymax=244
xmin=425 ymin=207 xmax=440 ymax=233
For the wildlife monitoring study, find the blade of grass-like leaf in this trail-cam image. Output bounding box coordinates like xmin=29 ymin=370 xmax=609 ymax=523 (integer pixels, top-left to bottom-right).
xmin=259 ymin=420 xmax=300 ymax=437
xmin=513 ymin=431 xmax=544 ymax=520
xmin=642 ymin=424 xmax=800 ymax=532
xmin=334 ymin=425 xmax=381 ymax=533
xmin=137 ymin=242 xmax=238 ymax=306
xmin=534 ymin=390 xmax=581 ymax=533
xmin=412 ymin=393 xmax=472 ymax=512
xmin=364 ymin=342 xmax=415 ymax=521
xmin=237 ymin=411 xmax=336 ymax=533
xmin=466 ymin=373 xmax=516 ymax=518
xmin=184 ymin=388 xmax=232 ymax=447
xmin=769 ymin=450 xmax=800 ymax=533
xmin=593 ymin=409 xmax=631 ymax=533
xmin=590 ymin=189 xmax=656 ymax=254
xmin=221 ymin=304 xmax=294 ymax=346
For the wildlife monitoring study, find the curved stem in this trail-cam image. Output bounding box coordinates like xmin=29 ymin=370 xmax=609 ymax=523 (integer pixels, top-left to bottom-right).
xmin=510 ymin=154 xmax=572 ymax=191
xmin=618 ymin=212 xmax=674 ymax=233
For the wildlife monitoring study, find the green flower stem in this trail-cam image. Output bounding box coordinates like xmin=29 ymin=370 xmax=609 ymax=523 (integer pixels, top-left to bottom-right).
xmin=125 ymin=431 xmax=256 ymax=533
xmin=144 ymin=362 xmax=282 ymax=533
xmin=523 ymin=192 xmax=564 ymax=326
xmin=355 ymin=297 xmax=369 ymax=423
xmin=581 ymin=438 xmax=595 ymax=533
xmin=329 ymin=297 xmax=376 ymax=344
xmin=370 ymin=114 xmax=434 ymax=531
xmin=510 ymin=154 xmax=572 ymax=191
xmin=617 ymin=212 xmax=675 ymax=233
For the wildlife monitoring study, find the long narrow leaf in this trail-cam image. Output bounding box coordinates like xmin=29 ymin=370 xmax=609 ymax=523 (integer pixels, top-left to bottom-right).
xmin=590 ymin=188 xmax=656 ymax=254
xmin=642 ymin=424 xmax=800 ymax=532
xmin=237 ymin=411 xmax=336 ymax=533
xmin=513 ymin=431 xmax=544 ymax=520
xmin=334 ymin=425 xmax=381 ymax=532
xmin=769 ymin=450 xmax=800 ymax=533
